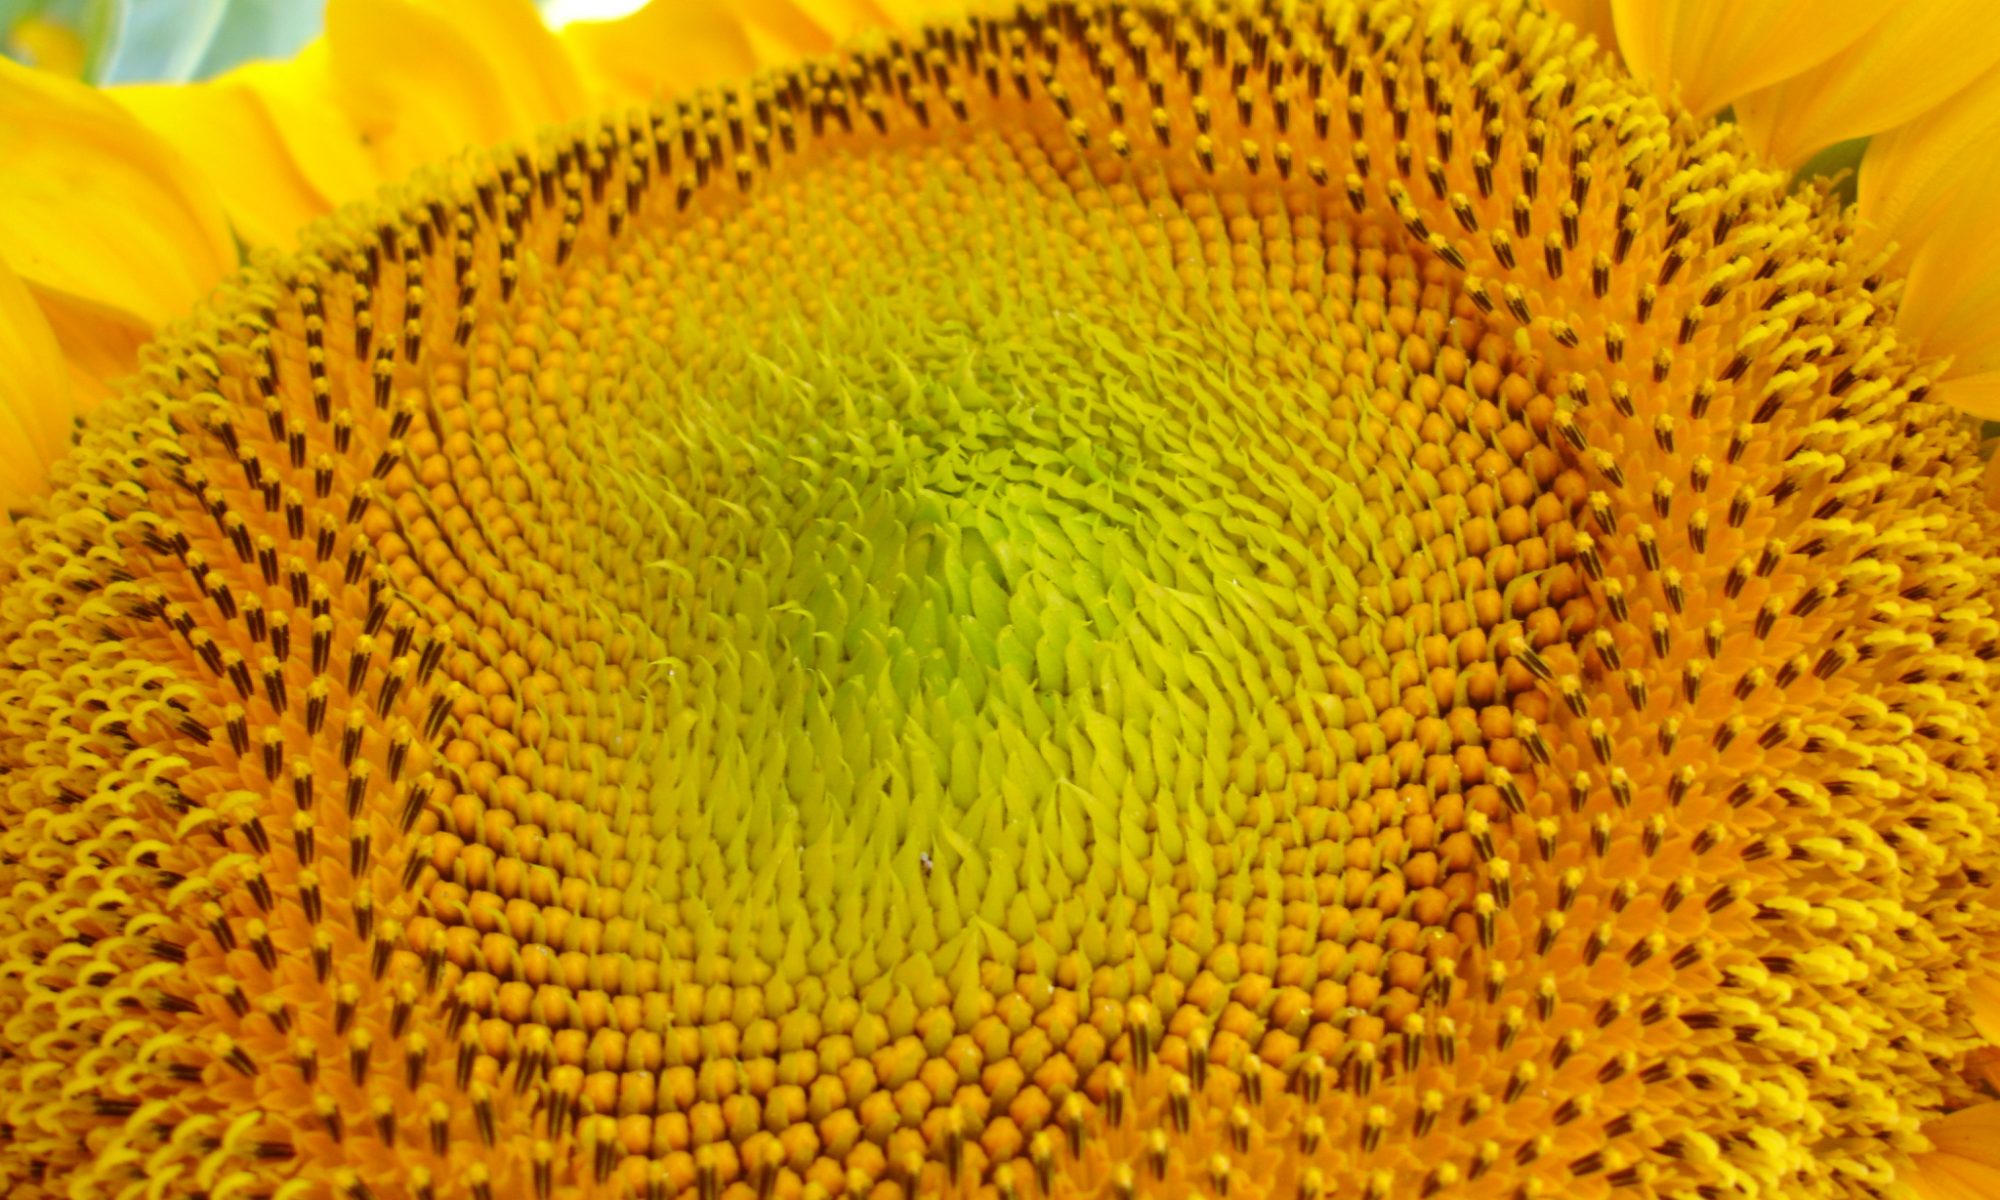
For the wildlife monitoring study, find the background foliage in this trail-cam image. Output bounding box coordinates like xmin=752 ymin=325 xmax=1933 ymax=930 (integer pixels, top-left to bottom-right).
xmin=0 ymin=0 xmax=648 ymax=81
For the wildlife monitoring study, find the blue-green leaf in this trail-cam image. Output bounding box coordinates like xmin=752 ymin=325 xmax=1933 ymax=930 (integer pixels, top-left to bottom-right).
xmin=189 ymin=0 xmax=321 ymax=78
xmin=97 ymin=0 xmax=322 ymax=84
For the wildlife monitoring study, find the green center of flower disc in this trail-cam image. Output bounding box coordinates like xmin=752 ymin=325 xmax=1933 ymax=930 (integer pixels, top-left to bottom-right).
xmin=2 ymin=4 xmax=1996 ymax=1200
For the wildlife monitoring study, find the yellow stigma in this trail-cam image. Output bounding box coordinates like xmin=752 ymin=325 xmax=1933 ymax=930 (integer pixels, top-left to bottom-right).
xmin=2 ymin=3 xmax=1996 ymax=1199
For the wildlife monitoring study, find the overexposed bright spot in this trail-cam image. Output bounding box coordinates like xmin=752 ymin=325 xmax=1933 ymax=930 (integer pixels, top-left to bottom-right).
xmin=539 ymin=0 xmax=649 ymax=28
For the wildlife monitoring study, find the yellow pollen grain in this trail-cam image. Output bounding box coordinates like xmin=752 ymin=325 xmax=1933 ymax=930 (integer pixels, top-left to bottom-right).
xmin=1 ymin=2 xmax=1998 ymax=1199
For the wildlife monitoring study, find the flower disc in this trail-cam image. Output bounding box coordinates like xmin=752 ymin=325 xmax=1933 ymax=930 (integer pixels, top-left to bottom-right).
xmin=2 ymin=3 xmax=1997 ymax=1199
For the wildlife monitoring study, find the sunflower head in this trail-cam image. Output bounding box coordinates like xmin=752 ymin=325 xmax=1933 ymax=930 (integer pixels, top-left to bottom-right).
xmin=1 ymin=2 xmax=1998 ymax=1199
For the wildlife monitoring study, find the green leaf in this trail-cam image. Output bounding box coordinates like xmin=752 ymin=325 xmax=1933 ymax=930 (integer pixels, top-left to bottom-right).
xmin=1794 ymin=137 xmax=1869 ymax=205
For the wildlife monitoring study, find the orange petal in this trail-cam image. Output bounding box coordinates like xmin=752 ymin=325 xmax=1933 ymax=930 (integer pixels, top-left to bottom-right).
xmin=111 ymin=79 xmax=333 ymax=250
xmin=323 ymin=0 xmax=588 ymax=177
xmin=1606 ymin=0 xmax=1887 ymax=118
xmin=0 ymin=57 xmax=236 ymax=333
xmin=1733 ymin=2 xmax=2000 ymax=169
xmin=1909 ymin=1103 xmax=2000 ymax=1200
xmin=0 ymin=257 xmax=71 ymax=518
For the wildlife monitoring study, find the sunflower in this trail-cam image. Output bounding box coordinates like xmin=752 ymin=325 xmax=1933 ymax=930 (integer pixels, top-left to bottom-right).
xmin=2 ymin=1 xmax=1999 ymax=1198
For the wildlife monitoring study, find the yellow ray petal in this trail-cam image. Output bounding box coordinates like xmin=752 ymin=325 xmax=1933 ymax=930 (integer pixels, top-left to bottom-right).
xmin=111 ymin=81 xmax=333 ymax=250
xmin=1908 ymin=1104 xmax=2000 ymax=1200
xmin=420 ymin=0 xmax=587 ymax=126
xmin=1858 ymin=60 xmax=2000 ymax=262
xmin=1606 ymin=0 xmax=1887 ymax=118
xmin=1733 ymin=2 xmax=2000 ymax=169
xmin=1901 ymin=225 xmax=2000 ymax=390
xmin=738 ymin=0 xmax=886 ymax=65
xmin=1542 ymin=0 xmax=1617 ymax=53
xmin=562 ymin=0 xmax=887 ymax=101
xmin=227 ymin=51 xmax=382 ymax=214
xmin=1934 ymin=372 xmax=2000 ymax=422
xmin=31 ymin=288 xmax=154 ymax=407
xmin=789 ymin=0 xmax=903 ymax=40
xmin=1857 ymin=65 xmax=2000 ymax=401
xmin=563 ymin=3 xmax=759 ymax=99
xmin=0 ymin=57 xmax=235 ymax=333
xmin=323 ymin=0 xmax=587 ymax=177
xmin=0 ymin=258 xmax=70 ymax=518
xmin=561 ymin=0 xmax=946 ymax=103
xmin=1971 ymin=974 xmax=2000 ymax=1046
xmin=4 ymin=15 xmax=88 ymax=77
